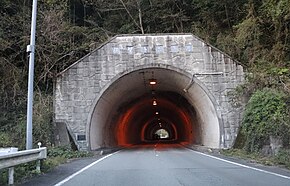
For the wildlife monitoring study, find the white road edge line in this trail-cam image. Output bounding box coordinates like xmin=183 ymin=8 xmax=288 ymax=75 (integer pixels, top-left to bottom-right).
xmin=54 ymin=151 xmax=120 ymax=186
xmin=190 ymin=149 xmax=290 ymax=180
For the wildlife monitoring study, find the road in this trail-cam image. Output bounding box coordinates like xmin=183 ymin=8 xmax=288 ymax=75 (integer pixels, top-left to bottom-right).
xmin=54 ymin=143 xmax=290 ymax=186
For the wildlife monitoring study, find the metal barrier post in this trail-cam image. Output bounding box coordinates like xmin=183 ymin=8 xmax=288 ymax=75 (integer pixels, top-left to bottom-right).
xmin=36 ymin=142 xmax=42 ymax=172
xmin=8 ymin=167 xmax=14 ymax=185
xmin=36 ymin=160 xmax=41 ymax=172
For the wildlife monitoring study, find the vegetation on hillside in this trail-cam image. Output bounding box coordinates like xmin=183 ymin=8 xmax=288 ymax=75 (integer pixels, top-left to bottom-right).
xmin=241 ymin=89 xmax=290 ymax=152
xmin=0 ymin=0 xmax=289 ymax=156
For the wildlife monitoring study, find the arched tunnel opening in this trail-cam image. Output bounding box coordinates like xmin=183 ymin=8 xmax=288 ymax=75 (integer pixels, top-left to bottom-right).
xmin=116 ymin=91 xmax=199 ymax=145
xmin=88 ymin=67 xmax=221 ymax=150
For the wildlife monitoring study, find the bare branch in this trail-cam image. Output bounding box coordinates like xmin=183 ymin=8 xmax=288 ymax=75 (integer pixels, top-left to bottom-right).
xmin=119 ymin=0 xmax=142 ymax=33
xmin=279 ymin=76 xmax=290 ymax=91
xmin=136 ymin=0 xmax=144 ymax=34
xmin=96 ymin=8 xmax=125 ymax=12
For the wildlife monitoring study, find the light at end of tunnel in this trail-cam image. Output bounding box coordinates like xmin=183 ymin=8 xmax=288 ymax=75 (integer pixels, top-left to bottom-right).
xmin=149 ymin=79 xmax=157 ymax=85
xmin=153 ymin=100 xmax=157 ymax=106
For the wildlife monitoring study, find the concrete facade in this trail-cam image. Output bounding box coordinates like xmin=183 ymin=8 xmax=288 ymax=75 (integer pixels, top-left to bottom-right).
xmin=54 ymin=34 xmax=244 ymax=150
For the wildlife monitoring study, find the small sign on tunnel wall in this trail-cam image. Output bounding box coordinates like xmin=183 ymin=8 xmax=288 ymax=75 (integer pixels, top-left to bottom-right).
xmin=77 ymin=134 xmax=86 ymax=141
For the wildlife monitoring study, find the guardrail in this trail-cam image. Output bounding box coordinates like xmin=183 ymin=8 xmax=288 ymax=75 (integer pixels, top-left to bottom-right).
xmin=0 ymin=147 xmax=47 ymax=185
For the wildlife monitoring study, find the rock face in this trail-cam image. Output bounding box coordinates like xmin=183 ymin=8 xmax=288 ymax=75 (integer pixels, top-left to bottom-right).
xmin=54 ymin=34 xmax=245 ymax=150
xmin=270 ymin=136 xmax=283 ymax=155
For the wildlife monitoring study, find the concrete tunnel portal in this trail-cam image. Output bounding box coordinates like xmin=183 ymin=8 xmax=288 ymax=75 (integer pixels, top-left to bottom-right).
xmin=88 ymin=67 xmax=221 ymax=150
xmin=54 ymin=34 xmax=244 ymax=150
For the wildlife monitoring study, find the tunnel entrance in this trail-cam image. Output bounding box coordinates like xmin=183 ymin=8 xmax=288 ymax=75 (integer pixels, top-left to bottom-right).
xmin=55 ymin=34 xmax=245 ymax=150
xmin=87 ymin=67 xmax=221 ymax=150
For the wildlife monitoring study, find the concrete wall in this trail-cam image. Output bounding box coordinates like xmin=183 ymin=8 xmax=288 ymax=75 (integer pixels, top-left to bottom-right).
xmin=54 ymin=34 xmax=244 ymax=150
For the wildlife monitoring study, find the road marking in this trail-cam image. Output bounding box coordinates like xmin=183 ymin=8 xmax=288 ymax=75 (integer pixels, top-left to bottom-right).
xmin=190 ymin=149 xmax=290 ymax=180
xmin=54 ymin=151 xmax=120 ymax=186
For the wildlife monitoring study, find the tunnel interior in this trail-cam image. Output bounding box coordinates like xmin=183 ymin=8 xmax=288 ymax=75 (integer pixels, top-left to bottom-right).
xmin=88 ymin=68 xmax=221 ymax=150
xmin=116 ymin=91 xmax=199 ymax=145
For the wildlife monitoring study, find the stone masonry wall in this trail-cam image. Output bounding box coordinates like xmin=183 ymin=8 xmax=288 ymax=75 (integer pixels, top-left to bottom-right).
xmin=54 ymin=34 xmax=244 ymax=150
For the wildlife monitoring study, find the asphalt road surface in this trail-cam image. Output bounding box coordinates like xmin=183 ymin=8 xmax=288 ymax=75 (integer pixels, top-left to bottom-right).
xmin=54 ymin=143 xmax=290 ymax=186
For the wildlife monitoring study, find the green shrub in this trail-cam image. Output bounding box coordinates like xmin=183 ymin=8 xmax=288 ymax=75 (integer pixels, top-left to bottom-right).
xmin=47 ymin=146 xmax=92 ymax=159
xmin=274 ymin=149 xmax=290 ymax=168
xmin=0 ymin=132 xmax=10 ymax=147
xmin=242 ymin=88 xmax=290 ymax=152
